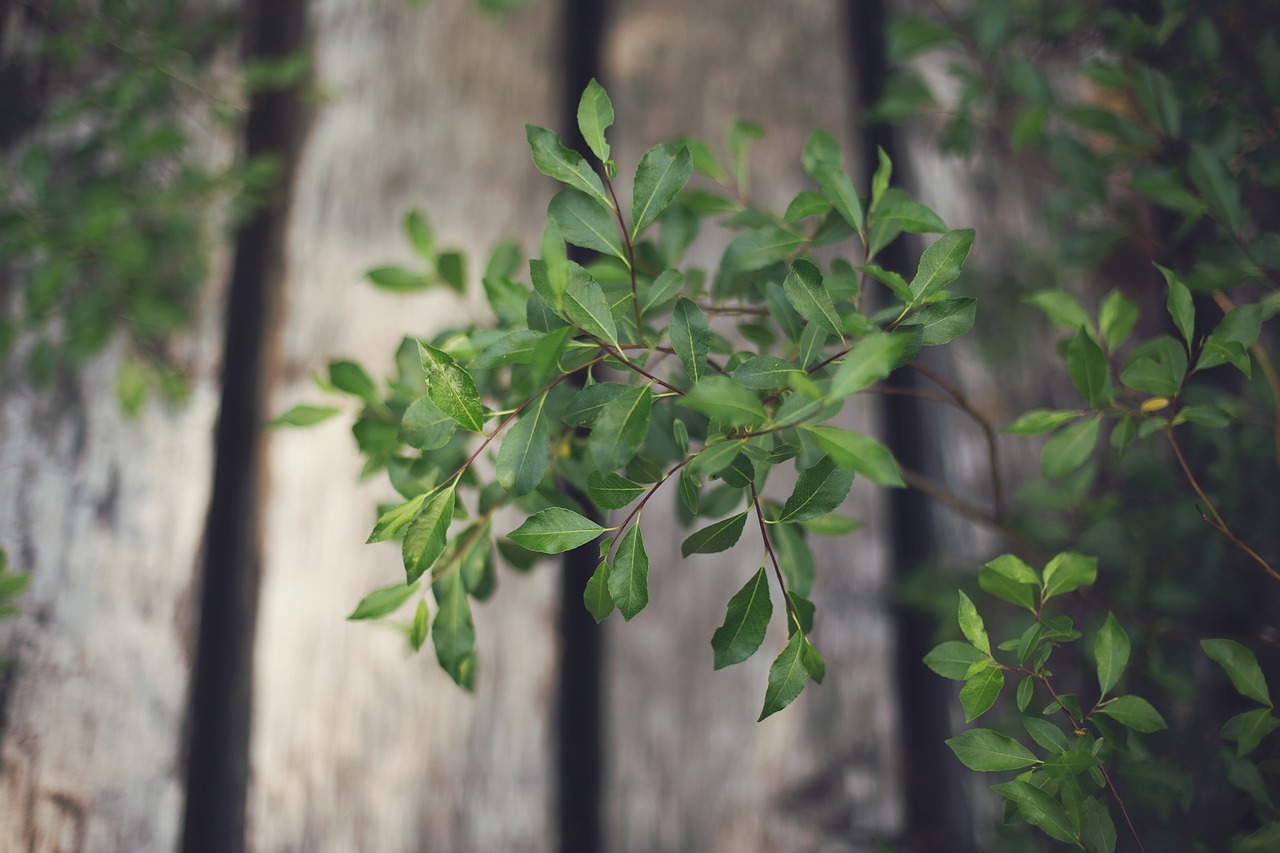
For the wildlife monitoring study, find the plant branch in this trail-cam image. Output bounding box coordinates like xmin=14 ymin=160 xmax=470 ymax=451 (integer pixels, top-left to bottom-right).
xmin=1210 ymin=290 xmax=1280 ymax=466
xmin=900 ymin=466 xmax=1045 ymax=564
xmin=750 ymin=483 xmax=800 ymax=633
xmin=605 ymin=457 xmax=690 ymax=563
xmin=1165 ymin=429 xmax=1280 ymax=582
xmin=602 ymin=170 xmax=644 ymax=336
xmin=908 ymin=362 xmax=1005 ymax=518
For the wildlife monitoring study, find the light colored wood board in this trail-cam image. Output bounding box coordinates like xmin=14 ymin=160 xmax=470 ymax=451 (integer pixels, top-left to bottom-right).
xmin=598 ymin=4 xmax=904 ymax=849
xmin=0 ymin=69 xmax=238 ymax=852
xmin=249 ymin=1 xmax=562 ymax=850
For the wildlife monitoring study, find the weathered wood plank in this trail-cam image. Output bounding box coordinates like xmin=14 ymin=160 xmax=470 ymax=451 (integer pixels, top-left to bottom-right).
xmin=248 ymin=2 xmax=563 ymax=850
xmin=0 ymin=96 xmax=238 ymax=853
xmin=598 ymin=4 xmax=904 ymax=849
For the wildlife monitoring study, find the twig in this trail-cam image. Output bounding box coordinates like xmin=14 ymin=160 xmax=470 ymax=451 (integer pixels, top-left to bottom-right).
xmin=750 ymin=484 xmax=800 ymax=633
xmin=1166 ymin=430 xmax=1280 ymax=582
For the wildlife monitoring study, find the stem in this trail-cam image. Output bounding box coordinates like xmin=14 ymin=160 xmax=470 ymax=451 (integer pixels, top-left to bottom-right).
xmin=602 ymin=170 xmax=644 ymax=336
xmin=1018 ymin=669 xmax=1147 ymax=852
xmin=1210 ymin=291 xmax=1280 ymax=466
xmin=908 ymin=362 xmax=1005 ymax=519
xmin=750 ymin=484 xmax=800 ymax=633
xmin=1165 ymin=429 xmax=1280 ymax=582
xmin=900 ymin=466 xmax=1045 ymax=564
xmin=594 ymin=337 xmax=684 ymax=394
xmin=604 ymin=458 xmax=690 ymax=563
xmin=441 ymin=357 xmax=604 ymax=489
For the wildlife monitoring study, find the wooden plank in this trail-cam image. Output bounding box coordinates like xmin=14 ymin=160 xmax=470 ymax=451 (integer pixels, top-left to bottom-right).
xmin=247 ymin=1 xmax=563 ymax=849
xmin=0 ymin=80 xmax=239 ymax=853
xmin=597 ymin=4 xmax=904 ymax=849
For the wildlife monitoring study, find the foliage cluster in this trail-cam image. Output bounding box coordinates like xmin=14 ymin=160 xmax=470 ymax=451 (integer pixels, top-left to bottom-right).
xmin=273 ymin=0 xmax=1280 ymax=849
xmin=0 ymin=0 xmax=295 ymax=411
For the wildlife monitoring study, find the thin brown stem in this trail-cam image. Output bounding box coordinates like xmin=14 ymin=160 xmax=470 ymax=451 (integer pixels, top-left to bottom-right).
xmin=602 ymin=171 xmax=643 ymax=336
xmin=900 ymin=467 xmax=1045 ymax=564
xmin=750 ymin=484 xmax=800 ymax=632
xmin=908 ymin=362 xmax=1005 ymax=518
xmin=1166 ymin=430 xmax=1280 ymax=582
xmin=1211 ymin=291 xmax=1280 ymax=466
xmin=604 ymin=457 xmax=690 ymax=563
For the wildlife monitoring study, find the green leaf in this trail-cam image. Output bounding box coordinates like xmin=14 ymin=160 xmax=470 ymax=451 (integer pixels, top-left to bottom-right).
xmin=924 ymin=640 xmax=989 ymax=680
xmin=679 ymin=375 xmax=767 ymax=426
xmin=1024 ymin=717 xmax=1069 ymax=752
xmin=733 ymin=355 xmax=801 ymax=390
xmin=1095 ymin=613 xmax=1129 ymax=698
xmin=874 ymin=194 xmax=947 ymax=234
xmin=1099 ymin=289 xmax=1139 ymax=351
xmin=681 ymin=511 xmax=750 ymax=557
xmin=563 ymin=381 xmax=628 ymax=427
xmin=992 ymin=780 xmax=1080 ymax=845
xmin=711 ymin=566 xmax=773 ymax=669
xmin=909 ymin=229 xmax=974 ymax=301
xmin=721 ymin=226 xmax=805 ymax=272
xmin=405 ymin=209 xmax=434 ymax=259
xmin=418 ymin=341 xmax=486 ymax=433
xmin=1042 ymin=415 xmax=1100 ymax=479
xmin=1017 ymin=677 xmax=1035 ymax=712
xmin=1005 ymin=409 xmax=1081 ymax=435
xmin=799 ymin=513 xmax=862 ymax=536
xmin=858 ymin=263 xmax=913 ymax=303
xmin=509 ymin=508 xmax=605 ymax=554
xmin=905 ymin=297 xmax=976 ymax=346
xmin=525 ymin=124 xmax=612 ymax=208
xmin=1042 ymin=552 xmax=1097 ymax=599
xmin=960 ymin=664 xmax=1004 ymax=722
xmin=1026 ymin=290 xmax=1094 ymax=337
xmin=631 ymin=143 xmax=692 ymax=239
xmin=269 ymin=404 xmax=340 ymax=429
xmin=777 ymin=457 xmax=853 ymax=523
xmin=589 ymin=383 xmax=653 ymax=472
xmin=366 ymin=264 xmax=429 ymax=293
xmin=758 ymin=631 xmax=811 ymax=721
xmin=577 ymin=78 xmax=614 ymax=163
xmin=329 ymin=359 xmax=380 ymax=404
xmin=348 ymin=581 xmax=418 ymax=620
xmin=979 ymin=555 xmax=1039 ymax=613
xmin=640 ymin=269 xmax=685 ymax=316
xmin=549 ymin=189 xmax=628 ymax=265
xmin=495 ymin=396 xmax=549 ymax=497
xmin=1187 ymin=141 xmax=1243 ymax=230
xmin=609 ymin=525 xmax=650 ymax=620
xmin=537 ymin=219 xmax=568 ymax=310
xmin=1066 ymin=329 xmax=1110 ymax=406
xmin=586 ymin=471 xmax=646 ymax=509
xmin=1232 ymin=707 xmax=1279 ymax=757
xmin=886 ymin=16 xmax=955 ymax=61
xmin=399 ymin=397 xmax=460 ymax=450
xmin=367 ymin=493 xmax=427 ymax=543
xmin=1085 ymin=796 xmax=1120 ymax=853
xmin=431 ymin=571 xmax=476 ymax=690
xmin=1097 ymin=695 xmax=1167 ymax=732
xmin=403 ymin=486 xmax=456 ymax=583
xmin=1120 ymin=336 xmax=1186 ymax=397
xmin=583 ymin=560 xmax=614 ymax=623
xmin=783 ymin=260 xmax=843 ymax=338
xmin=828 ymin=332 xmax=915 ymax=399
xmin=957 ymin=590 xmax=990 ymax=656
xmin=563 ymin=263 xmax=619 ymax=347
xmin=409 ymin=599 xmax=429 ymax=651
xmin=1240 ymin=823 xmax=1280 ymax=853
xmin=946 ymin=728 xmax=1038 ymax=771
xmin=806 ymin=425 xmax=905 ymax=487
xmin=469 ymin=329 xmax=545 ymax=369
xmin=1201 ymin=638 xmax=1271 ymax=705
xmin=1044 ymin=748 xmax=1097 ymax=778
xmin=670 ymin=297 xmax=710 ymax=384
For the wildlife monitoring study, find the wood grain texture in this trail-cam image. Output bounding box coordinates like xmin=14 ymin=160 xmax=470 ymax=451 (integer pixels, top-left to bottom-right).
xmin=0 ymin=67 xmax=238 ymax=853
xmin=248 ymin=2 xmax=562 ymax=850
xmin=598 ymin=4 xmax=904 ymax=850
